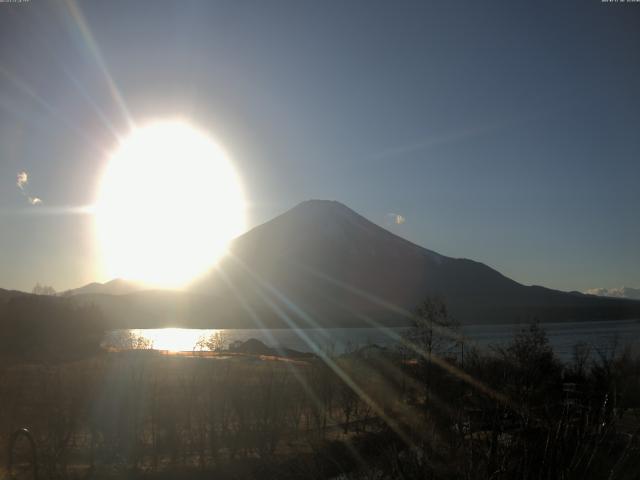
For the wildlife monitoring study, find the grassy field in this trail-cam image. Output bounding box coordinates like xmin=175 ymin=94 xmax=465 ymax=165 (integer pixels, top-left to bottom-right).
xmin=2 ymin=322 xmax=640 ymax=479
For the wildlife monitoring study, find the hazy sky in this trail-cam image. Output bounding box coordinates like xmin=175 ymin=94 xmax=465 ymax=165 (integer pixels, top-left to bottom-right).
xmin=1 ymin=0 xmax=639 ymax=292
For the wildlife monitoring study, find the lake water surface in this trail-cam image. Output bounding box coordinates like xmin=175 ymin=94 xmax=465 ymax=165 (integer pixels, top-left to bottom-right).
xmin=103 ymin=319 xmax=640 ymax=362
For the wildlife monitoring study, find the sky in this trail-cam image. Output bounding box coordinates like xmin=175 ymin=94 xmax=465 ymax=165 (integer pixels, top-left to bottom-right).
xmin=1 ymin=0 xmax=639 ymax=293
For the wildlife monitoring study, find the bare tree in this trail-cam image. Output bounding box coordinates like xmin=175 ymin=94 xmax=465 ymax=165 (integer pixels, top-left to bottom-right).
xmin=32 ymin=283 xmax=56 ymax=296
xmin=195 ymin=331 xmax=227 ymax=352
xmin=403 ymin=297 xmax=459 ymax=402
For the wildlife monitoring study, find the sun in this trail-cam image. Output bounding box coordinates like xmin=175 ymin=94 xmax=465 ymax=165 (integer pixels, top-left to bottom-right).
xmin=95 ymin=120 xmax=246 ymax=288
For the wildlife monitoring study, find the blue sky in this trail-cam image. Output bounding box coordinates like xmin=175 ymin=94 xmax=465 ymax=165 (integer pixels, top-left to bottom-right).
xmin=1 ymin=0 xmax=639 ymax=292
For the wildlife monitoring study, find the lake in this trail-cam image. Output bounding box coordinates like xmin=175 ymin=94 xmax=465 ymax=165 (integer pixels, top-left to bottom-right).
xmin=102 ymin=319 xmax=640 ymax=362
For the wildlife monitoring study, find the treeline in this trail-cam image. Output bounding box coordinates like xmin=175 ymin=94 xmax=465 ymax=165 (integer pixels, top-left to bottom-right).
xmin=0 ymin=295 xmax=105 ymax=362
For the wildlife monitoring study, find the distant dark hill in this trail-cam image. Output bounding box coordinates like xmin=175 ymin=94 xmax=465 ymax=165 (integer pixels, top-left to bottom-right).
xmin=61 ymin=278 xmax=145 ymax=297
xmin=0 ymin=288 xmax=29 ymax=306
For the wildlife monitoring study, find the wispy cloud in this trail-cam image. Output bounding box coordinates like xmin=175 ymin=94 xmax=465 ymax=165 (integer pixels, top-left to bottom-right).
xmin=385 ymin=213 xmax=406 ymax=226
xmin=16 ymin=171 xmax=28 ymax=190
xmin=16 ymin=170 xmax=43 ymax=206
xmin=370 ymin=118 xmax=527 ymax=161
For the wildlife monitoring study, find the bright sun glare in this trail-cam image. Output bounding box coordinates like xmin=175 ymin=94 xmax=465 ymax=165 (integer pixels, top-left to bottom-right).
xmin=95 ymin=121 xmax=246 ymax=288
xmin=133 ymin=328 xmax=215 ymax=352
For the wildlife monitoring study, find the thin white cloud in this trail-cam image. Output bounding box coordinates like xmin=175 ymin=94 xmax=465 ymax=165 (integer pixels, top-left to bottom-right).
xmin=385 ymin=213 xmax=406 ymax=226
xmin=16 ymin=171 xmax=28 ymax=190
xmin=370 ymin=117 xmax=531 ymax=161
xmin=16 ymin=170 xmax=43 ymax=206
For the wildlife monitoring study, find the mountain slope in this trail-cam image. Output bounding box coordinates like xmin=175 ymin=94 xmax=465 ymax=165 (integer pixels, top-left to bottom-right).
xmin=184 ymin=200 xmax=640 ymax=328
xmin=54 ymin=200 xmax=640 ymax=329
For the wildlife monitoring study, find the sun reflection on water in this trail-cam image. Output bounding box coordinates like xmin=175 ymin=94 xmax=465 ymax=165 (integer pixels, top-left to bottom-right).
xmin=128 ymin=328 xmax=223 ymax=352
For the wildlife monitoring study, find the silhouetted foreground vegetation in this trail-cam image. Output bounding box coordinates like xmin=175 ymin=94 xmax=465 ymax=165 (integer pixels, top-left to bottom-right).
xmin=0 ymin=296 xmax=104 ymax=363
xmin=1 ymin=301 xmax=640 ymax=479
